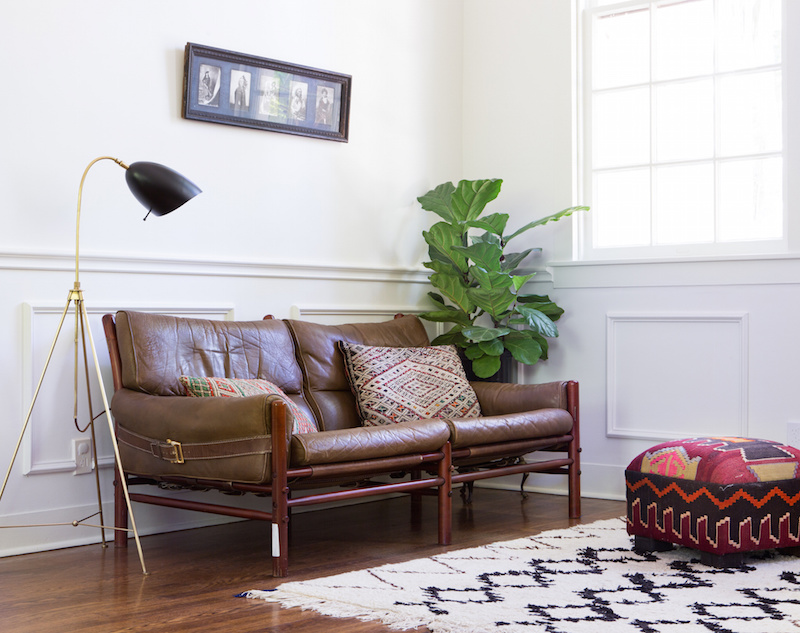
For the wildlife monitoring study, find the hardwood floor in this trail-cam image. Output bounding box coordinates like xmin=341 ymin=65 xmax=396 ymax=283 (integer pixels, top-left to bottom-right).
xmin=0 ymin=490 xmax=625 ymax=633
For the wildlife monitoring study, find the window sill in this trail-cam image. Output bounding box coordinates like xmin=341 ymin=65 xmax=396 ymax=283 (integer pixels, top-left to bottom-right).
xmin=547 ymin=253 xmax=800 ymax=288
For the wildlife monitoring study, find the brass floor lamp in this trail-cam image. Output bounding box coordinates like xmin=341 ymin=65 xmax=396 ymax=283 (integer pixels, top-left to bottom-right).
xmin=0 ymin=156 xmax=201 ymax=574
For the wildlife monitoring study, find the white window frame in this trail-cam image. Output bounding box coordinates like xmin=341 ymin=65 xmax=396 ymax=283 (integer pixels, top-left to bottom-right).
xmin=574 ymin=0 xmax=794 ymax=262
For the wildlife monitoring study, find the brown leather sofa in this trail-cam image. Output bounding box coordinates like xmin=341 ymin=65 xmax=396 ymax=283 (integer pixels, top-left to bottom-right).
xmin=103 ymin=310 xmax=581 ymax=576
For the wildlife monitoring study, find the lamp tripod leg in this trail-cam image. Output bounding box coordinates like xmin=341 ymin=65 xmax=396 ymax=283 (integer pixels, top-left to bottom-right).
xmin=79 ymin=301 xmax=148 ymax=575
xmin=0 ymin=299 xmax=72 ymax=503
xmin=76 ymin=303 xmax=107 ymax=548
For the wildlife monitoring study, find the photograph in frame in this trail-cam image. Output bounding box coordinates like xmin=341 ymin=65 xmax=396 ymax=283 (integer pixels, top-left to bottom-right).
xmin=183 ymin=43 xmax=351 ymax=142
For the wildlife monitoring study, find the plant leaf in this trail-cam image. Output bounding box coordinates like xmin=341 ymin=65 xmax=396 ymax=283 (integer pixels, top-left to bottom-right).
xmin=451 ymin=179 xmax=503 ymax=223
xmin=462 ymin=325 xmax=513 ymax=342
xmin=464 ymin=345 xmax=484 ymax=360
xmin=430 ymin=272 xmax=475 ymax=314
xmin=472 ymin=354 xmax=502 ymax=378
xmin=516 ymin=305 xmax=559 ymax=337
xmin=504 ymin=331 xmax=543 ymax=365
xmin=467 ymin=287 xmax=516 ymax=318
xmin=479 ymin=338 xmax=505 ymax=356
xmin=431 ymin=326 xmax=468 ymax=347
xmin=517 ymin=294 xmax=565 ymax=319
xmin=469 ymin=266 xmax=513 ymax=290
xmin=423 ymin=222 xmax=468 ymax=272
xmin=417 ymin=182 xmax=456 ymax=223
xmin=512 ymin=273 xmax=536 ymax=292
xmin=466 ymin=212 xmax=509 ymax=236
xmin=453 ymin=241 xmax=503 ymax=272
xmin=418 ymin=307 xmax=472 ymax=326
xmin=505 ymin=206 xmax=589 ymax=242
xmin=500 ymin=248 xmax=539 ymax=272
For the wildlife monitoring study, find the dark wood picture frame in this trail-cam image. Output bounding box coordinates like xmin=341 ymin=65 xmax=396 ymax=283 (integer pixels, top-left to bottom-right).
xmin=182 ymin=43 xmax=351 ymax=142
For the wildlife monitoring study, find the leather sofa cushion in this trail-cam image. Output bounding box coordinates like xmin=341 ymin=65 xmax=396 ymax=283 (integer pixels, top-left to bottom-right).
xmin=114 ymin=311 xmax=313 ymax=421
xmin=290 ymin=418 xmax=450 ymax=466
xmin=445 ymin=408 xmax=574 ymax=449
xmin=285 ymin=316 xmax=431 ymax=432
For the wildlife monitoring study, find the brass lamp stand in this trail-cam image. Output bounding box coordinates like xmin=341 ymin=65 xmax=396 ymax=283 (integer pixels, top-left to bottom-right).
xmin=0 ymin=156 xmax=201 ymax=575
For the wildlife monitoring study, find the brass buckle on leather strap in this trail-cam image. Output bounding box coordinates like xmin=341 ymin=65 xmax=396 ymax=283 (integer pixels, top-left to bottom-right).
xmin=165 ymin=439 xmax=185 ymax=464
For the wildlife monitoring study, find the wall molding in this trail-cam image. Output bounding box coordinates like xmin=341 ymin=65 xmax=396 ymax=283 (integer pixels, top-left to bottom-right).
xmin=0 ymin=248 xmax=556 ymax=286
xmin=0 ymin=249 xmax=432 ymax=285
xmin=549 ymin=254 xmax=800 ymax=289
xmin=606 ymin=312 xmax=749 ymax=442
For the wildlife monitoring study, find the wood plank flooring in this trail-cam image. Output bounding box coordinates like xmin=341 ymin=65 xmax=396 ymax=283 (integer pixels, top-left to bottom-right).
xmin=0 ymin=490 xmax=625 ymax=633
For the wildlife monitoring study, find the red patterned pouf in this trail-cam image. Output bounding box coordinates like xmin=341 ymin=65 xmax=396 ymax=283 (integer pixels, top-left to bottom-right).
xmin=625 ymin=436 xmax=800 ymax=567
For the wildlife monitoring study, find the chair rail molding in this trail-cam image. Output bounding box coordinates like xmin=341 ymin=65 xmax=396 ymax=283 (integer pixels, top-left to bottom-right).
xmin=605 ymin=311 xmax=749 ymax=442
xmin=0 ymin=248 xmax=431 ymax=285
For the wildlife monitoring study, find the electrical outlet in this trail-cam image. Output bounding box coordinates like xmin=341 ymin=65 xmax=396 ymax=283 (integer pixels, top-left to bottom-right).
xmin=73 ymin=438 xmax=93 ymax=475
xmin=787 ymin=421 xmax=800 ymax=449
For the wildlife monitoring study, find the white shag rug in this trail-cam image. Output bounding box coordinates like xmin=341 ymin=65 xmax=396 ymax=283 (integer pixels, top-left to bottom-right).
xmin=240 ymin=517 xmax=800 ymax=632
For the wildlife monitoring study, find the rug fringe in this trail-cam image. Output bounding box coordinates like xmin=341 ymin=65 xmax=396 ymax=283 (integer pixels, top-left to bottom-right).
xmin=243 ymin=588 xmax=439 ymax=632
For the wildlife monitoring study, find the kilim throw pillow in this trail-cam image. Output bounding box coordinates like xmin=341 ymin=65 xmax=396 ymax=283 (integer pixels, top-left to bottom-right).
xmin=178 ymin=376 xmax=318 ymax=434
xmin=338 ymin=342 xmax=481 ymax=426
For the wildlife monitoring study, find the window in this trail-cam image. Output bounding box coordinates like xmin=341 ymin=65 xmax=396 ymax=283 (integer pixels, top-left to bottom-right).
xmin=578 ymin=0 xmax=783 ymax=259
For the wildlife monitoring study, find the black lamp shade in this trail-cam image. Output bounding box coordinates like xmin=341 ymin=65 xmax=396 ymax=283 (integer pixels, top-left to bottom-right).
xmin=125 ymin=161 xmax=202 ymax=217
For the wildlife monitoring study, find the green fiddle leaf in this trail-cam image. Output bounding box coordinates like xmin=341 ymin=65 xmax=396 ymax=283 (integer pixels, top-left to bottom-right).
xmin=505 ymin=206 xmax=589 ymax=242
xmin=430 ymin=272 xmax=475 ymax=314
xmin=517 ymin=294 xmax=565 ymax=319
xmin=427 ymin=292 xmax=447 ymax=308
xmin=464 ymin=344 xmax=484 ymax=360
xmin=417 ymin=307 xmax=472 ymax=326
xmin=453 ymin=241 xmax=503 ymax=271
xmin=417 ymin=182 xmax=456 ymax=223
xmin=423 ymin=222 xmax=468 ymax=272
xmin=423 ymin=260 xmax=461 ymax=276
xmin=504 ymin=331 xmax=543 ymax=365
xmin=466 ymin=212 xmax=509 ymax=236
xmin=462 ymin=325 xmax=513 ymax=342
xmin=479 ymin=338 xmax=504 ymax=356
xmin=470 ymin=231 xmax=502 ymax=248
xmin=451 ymin=179 xmax=503 ymax=222
xmin=512 ymin=273 xmax=536 ymax=292
xmin=516 ymin=305 xmax=559 ymax=338
xmin=431 ymin=326 xmax=469 ymax=347
xmin=469 ymin=266 xmax=513 ymax=290
xmin=468 ymin=286 xmax=516 ymax=318
xmin=500 ymin=248 xmax=539 ymax=272
xmin=472 ymin=354 xmax=502 ymax=378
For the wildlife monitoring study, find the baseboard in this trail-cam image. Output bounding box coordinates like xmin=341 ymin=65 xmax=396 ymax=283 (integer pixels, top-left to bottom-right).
xmin=473 ymin=461 xmax=626 ymax=502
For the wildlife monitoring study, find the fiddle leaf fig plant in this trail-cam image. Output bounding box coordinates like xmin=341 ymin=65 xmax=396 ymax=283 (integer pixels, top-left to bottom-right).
xmin=418 ymin=178 xmax=588 ymax=378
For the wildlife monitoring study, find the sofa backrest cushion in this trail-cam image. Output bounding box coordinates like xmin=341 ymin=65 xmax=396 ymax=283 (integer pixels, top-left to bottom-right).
xmin=114 ymin=311 xmax=314 ymax=421
xmin=285 ymin=316 xmax=430 ymax=432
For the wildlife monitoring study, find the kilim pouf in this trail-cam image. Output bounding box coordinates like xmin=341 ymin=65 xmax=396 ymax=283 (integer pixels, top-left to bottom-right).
xmin=625 ymin=436 xmax=800 ymax=567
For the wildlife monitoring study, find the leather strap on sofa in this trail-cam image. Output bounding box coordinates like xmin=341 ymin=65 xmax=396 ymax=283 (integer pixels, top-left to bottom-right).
xmin=117 ymin=426 xmax=271 ymax=463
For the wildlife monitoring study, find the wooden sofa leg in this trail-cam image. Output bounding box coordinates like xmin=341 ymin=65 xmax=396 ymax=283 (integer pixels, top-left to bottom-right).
xmin=114 ymin=470 xmax=128 ymax=548
xmin=271 ymin=400 xmax=290 ymax=577
xmin=438 ymin=442 xmax=452 ymax=545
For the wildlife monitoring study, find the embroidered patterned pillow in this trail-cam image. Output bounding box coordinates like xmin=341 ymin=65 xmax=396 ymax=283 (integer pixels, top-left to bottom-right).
xmin=338 ymin=342 xmax=481 ymax=426
xmin=178 ymin=376 xmax=318 ymax=434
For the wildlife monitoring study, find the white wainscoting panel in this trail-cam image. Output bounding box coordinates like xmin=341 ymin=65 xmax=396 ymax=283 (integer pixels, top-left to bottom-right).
xmin=606 ymin=312 xmax=749 ymax=441
xmin=21 ymin=303 xmax=234 ymax=476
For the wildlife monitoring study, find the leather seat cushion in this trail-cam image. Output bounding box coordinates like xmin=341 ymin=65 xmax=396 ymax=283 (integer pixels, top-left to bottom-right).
xmin=445 ymin=408 xmax=574 ymax=449
xmin=290 ymin=418 xmax=450 ymax=466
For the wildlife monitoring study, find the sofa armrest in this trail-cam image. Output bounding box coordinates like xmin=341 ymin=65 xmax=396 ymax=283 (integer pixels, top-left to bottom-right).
xmin=110 ymin=388 xmax=292 ymax=448
xmin=471 ymin=381 xmax=570 ymax=417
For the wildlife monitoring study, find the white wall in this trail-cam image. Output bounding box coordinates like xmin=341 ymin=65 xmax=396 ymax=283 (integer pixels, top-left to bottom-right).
xmin=0 ymin=0 xmax=463 ymax=556
xmin=463 ymin=0 xmax=800 ymax=502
